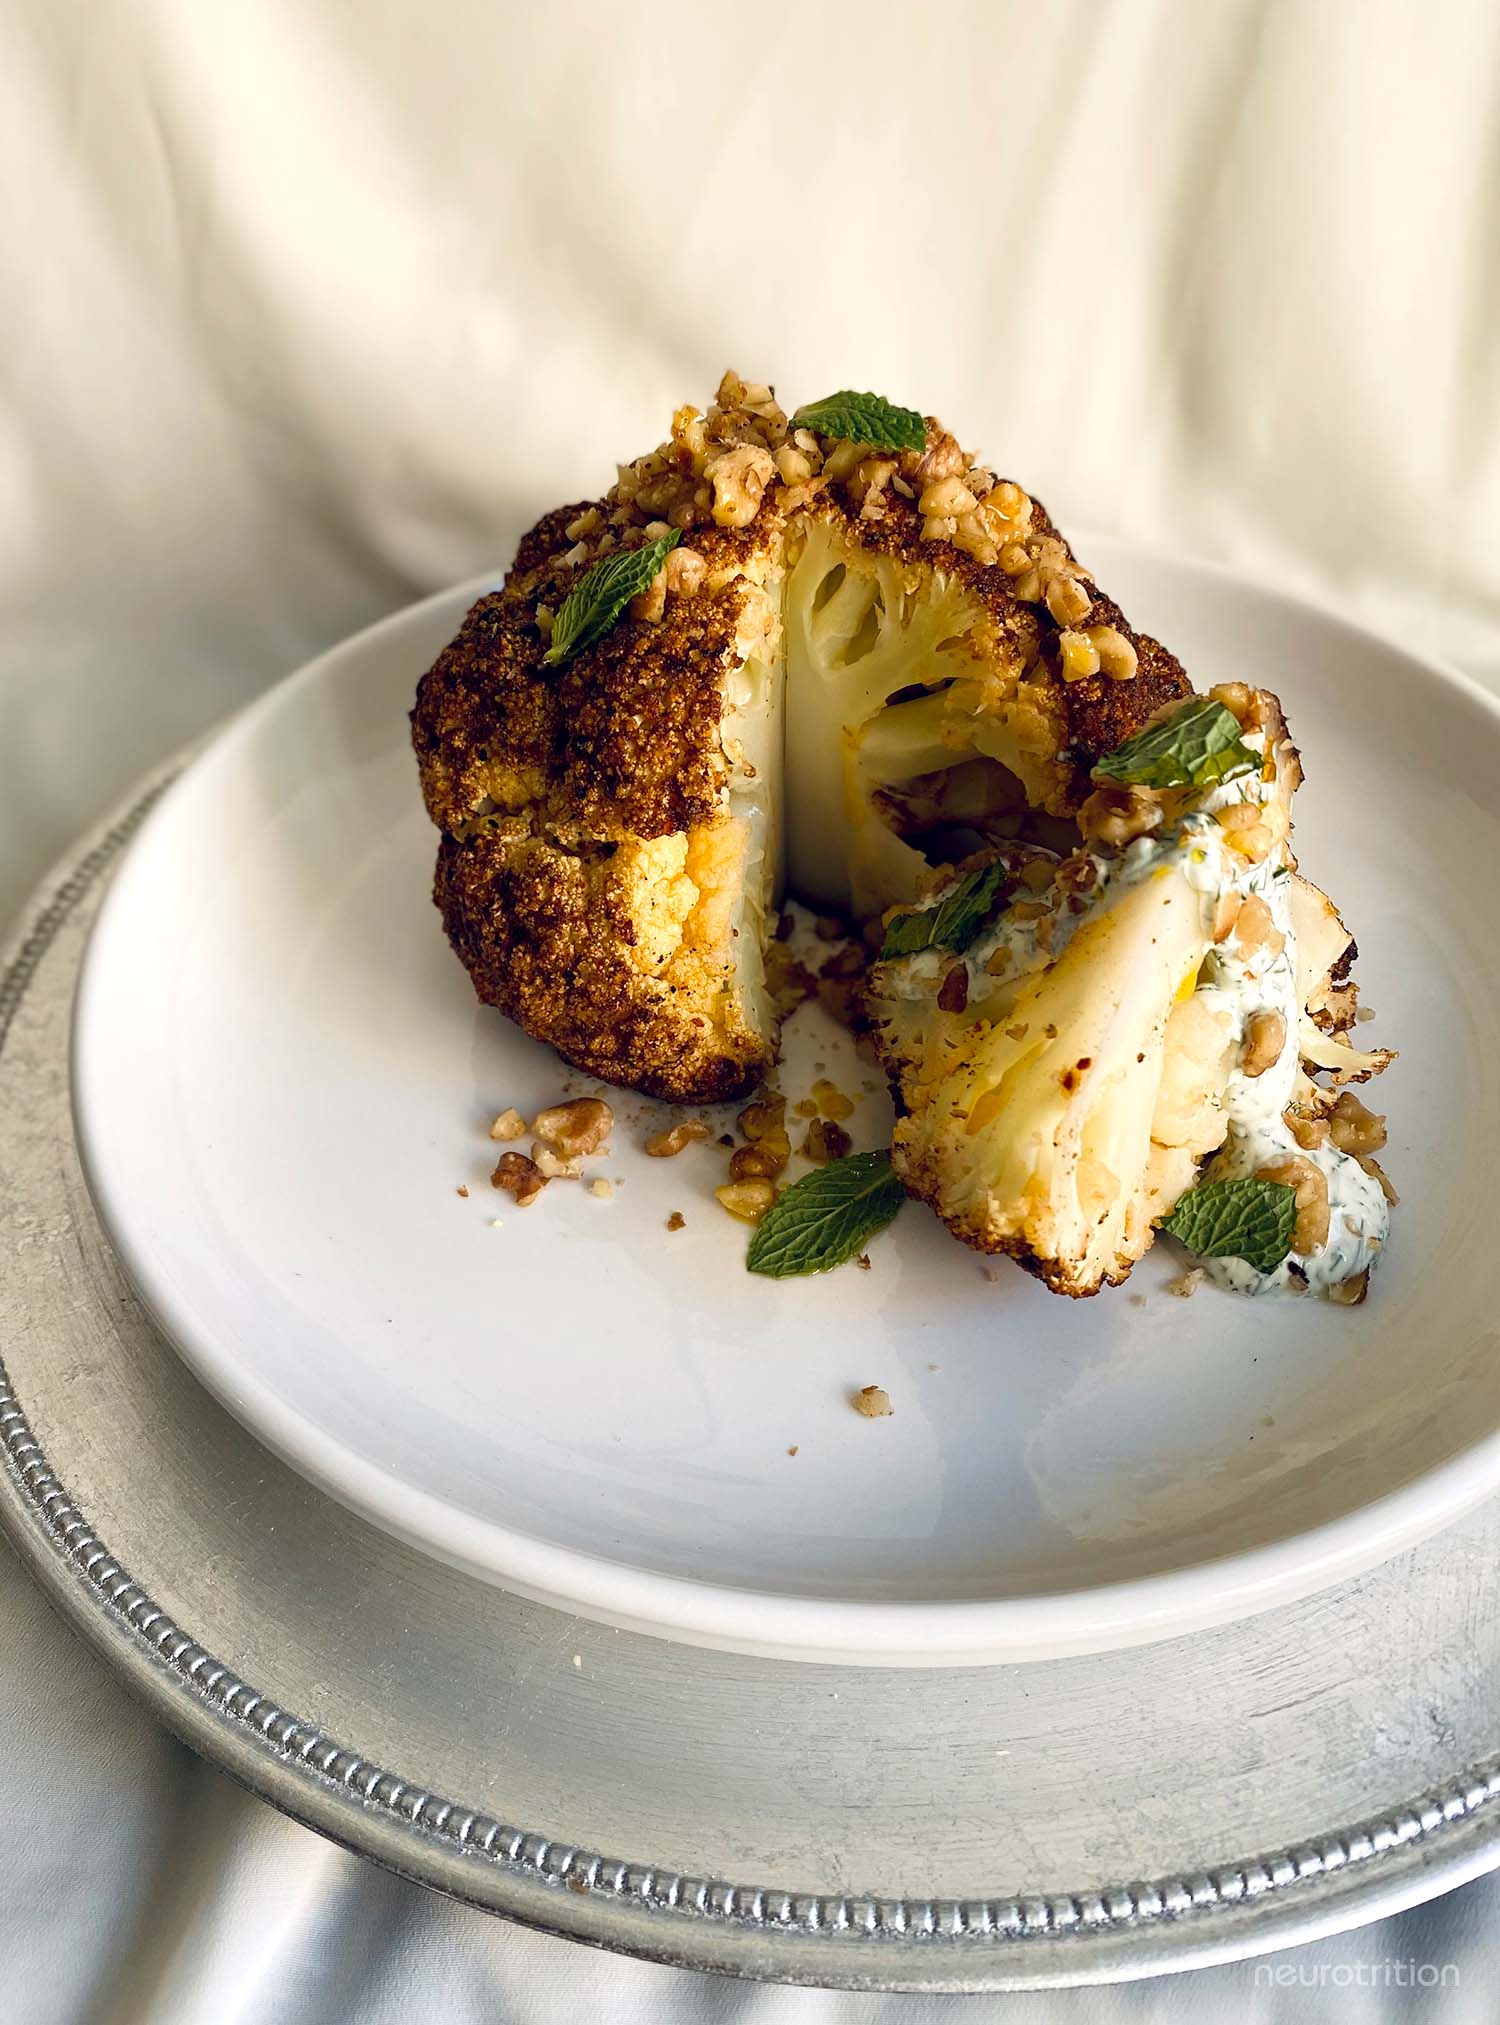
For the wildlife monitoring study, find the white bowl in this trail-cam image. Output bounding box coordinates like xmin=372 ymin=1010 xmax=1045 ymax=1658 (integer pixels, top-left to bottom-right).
xmin=71 ymin=538 xmax=1500 ymax=1664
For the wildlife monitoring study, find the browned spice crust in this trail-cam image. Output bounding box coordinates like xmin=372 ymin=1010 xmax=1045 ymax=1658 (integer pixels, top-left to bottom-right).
xmin=433 ymin=832 xmax=768 ymax=1103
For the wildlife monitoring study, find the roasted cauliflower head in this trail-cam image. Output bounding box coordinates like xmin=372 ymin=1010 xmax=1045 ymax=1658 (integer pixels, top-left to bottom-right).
xmin=411 ymin=373 xmax=1188 ymax=1101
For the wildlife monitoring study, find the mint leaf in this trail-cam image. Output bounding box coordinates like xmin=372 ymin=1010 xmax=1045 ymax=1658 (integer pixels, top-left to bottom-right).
xmin=747 ymin=1152 xmax=906 ymax=1278
xmin=1158 ymin=1176 xmax=1298 ymax=1275
xmin=1092 ymin=698 xmax=1259 ymax=792
xmin=790 ymin=390 xmax=926 ymax=454
xmin=542 ymin=530 xmax=681 ymax=666
xmin=880 ymin=859 xmax=1012 ymax=961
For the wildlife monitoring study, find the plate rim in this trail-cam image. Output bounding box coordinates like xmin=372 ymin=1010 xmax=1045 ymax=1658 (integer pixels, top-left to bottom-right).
xmin=5 ymin=676 xmax=1500 ymax=1988
xmin=63 ymin=538 xmax=1500 ymax=1665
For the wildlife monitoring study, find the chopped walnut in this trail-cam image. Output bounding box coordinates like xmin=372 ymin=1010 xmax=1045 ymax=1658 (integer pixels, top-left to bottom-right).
xmin=491 ymin=1152 xmax=546 ymax=1206
xmin=1233 ymin=895 xmax=1283 ymax=955
xmin=1078 ymin=783 xmax=1162 ymax=849
xmin=1057 ymin=629 xmax=1101 ymax=681
xmin=533 ymin=1098 xmax=613 ymax=1160
xmin=1087 ymin=625 xmax=1138 ymax=681
xmin=666 ymin=1210 xmax=686 ymax=1232
xmin=1211 ymin=892 xmax=1244 ymax=944
xmin=706 ymin=444 xmax=775 ymax=528
xmin=716 ymin=1179 xmax=776 ymax=1223
xmin=937 ymin=962 xmax=969 ymax=1014
xmin=644 ymin=1118 xmax=710 ymax=1158
xmin=1328 ymin=1090 xmax=1387 ymax=1156
xmin=664 ymin=545 xmax=706 ymax=597
xmin=489 ymin=1108 xmax=527 ymax=1142
xmin=532 ymin=1143 xmax=584 ymax=1180
xmin=1241 ymin=1010 xmax=1287 ymax=1078
xmin=851 ymin=1384 xmax=893 ymax=1418
xmin=918 ymin=474 xmax=977 ymax=519
xmin=914 ymin=429 xmax=964 ymax=486
xmin=730 ymin=1141 xmax=787 ymax=1181
xmin=1256 ymin=1155 xmax=1331 ymax=1255
xmin=1208 ymin=680 xmax=1254 ymax=726
xmin=1284 ymin=1107 xmax=1331 ymax=1151
xmin=1326 ymin=1269 xmax=1370 ymax=1306
xmin=1216 ymin=801 xmax=1275 ymax=864
xmin=810 ymin=1078 xmax=854 ymax=1121
xmin=1357 ymin=1154 xmax=1399 ymax=1205
xmin=736 ymin=1094 xmax=791 ymax=1164
xmin=801 ymin=1119 xmax=853 ymax=1165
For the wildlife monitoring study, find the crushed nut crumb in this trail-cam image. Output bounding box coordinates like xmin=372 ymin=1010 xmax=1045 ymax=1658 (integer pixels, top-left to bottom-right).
xmin=666 ymin=1211 xmax=686 ymax=1232
xmin=531 ymin=1142 xmax=581 ymax=1180
xmin=489 ymin=1108 xmax=527 ymax=1142
xmin=851 ymin=1385 xmax=893 ymax=1418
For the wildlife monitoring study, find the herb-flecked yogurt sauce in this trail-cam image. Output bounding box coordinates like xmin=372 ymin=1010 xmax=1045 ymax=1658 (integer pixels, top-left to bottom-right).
xmin=888 ymin=737 xmax=1388 ymax=1298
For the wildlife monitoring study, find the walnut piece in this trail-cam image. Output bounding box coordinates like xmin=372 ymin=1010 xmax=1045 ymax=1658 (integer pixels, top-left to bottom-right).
xmin=491 ymin=1152 xmax=546 ymax=1206
xmin=532 ymin=1097 xmax=613 ymax=1160
xmin=644 ymin=1118 xmax=710 ymax=1158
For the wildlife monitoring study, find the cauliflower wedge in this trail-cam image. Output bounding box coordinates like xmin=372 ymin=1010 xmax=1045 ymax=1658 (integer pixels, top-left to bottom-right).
xmin=870 ymin=836 xmax=1228 ymax=1296
xmin=868 ymin=684 xmax=1394 ymax=1298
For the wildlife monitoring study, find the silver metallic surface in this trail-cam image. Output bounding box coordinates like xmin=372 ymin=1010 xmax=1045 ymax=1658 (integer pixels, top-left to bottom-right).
xmin=3 ymin=763 xmax=1500 ymax=1993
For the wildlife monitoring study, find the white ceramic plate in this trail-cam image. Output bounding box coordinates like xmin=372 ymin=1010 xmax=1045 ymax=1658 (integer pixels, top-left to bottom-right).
xmin=72 ymin=539 xmax=1500 ymax=1665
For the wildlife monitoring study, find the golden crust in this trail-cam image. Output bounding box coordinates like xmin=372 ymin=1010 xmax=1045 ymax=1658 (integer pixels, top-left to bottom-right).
xmin=412 ymin=511 xmax=780 ymax=845
xmin=433 ymin=828 xmax=770 ymax=1103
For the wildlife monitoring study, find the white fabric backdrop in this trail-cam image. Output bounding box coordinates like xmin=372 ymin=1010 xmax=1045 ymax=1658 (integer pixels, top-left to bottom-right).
xmin=4 ymin=2 xmax=1500 ymax=2018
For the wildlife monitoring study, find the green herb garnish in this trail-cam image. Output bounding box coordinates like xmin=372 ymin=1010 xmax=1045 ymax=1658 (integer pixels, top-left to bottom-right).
xmin=1092 ymin=698 xmax=1259 ymax=792
xmin=790 ymin=390 xmax=926 ymax=454
xmin=747 ymin=1151 xmax=906 ymax=1279
xmin=542 ymin=530 xmax=681 ymax=666
xmin=880 ymin=860 xmax=1011 ymax=961
xmin=1158 ymin=1176 xmax=1298 ymax=1276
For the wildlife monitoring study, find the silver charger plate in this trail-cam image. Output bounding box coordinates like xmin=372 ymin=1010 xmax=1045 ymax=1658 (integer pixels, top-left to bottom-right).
xmin=3 ymin=759 xmax=1500 ymax=1993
